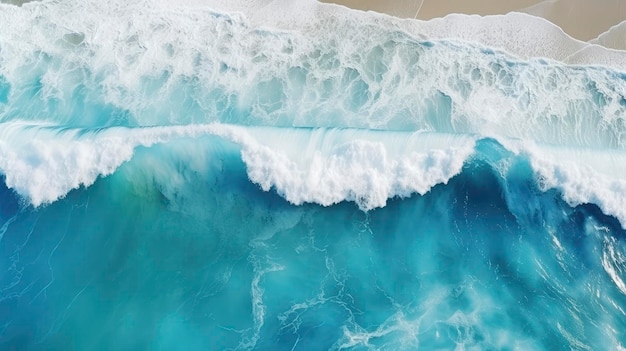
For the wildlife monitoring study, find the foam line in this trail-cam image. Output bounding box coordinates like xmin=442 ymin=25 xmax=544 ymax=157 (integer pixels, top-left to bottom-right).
xmin=3 ymin=122 xmax=626 ymax=229
xmin=2 ymin=0 xmax=626 ymax=71
xmin=1 ymin=0 xmax=626 ymax=227
xmin=500 ymin=137 xmax=626 ymax=229
xmin=590 ymin=20 xmax=626 ymax=51
xmin=1 ymin=0 xmax=626 ymax=149
xmin=235 ymin=127 xmax=477 ymax=209
xmin=0 ymin=123 xmax=475 ymax=209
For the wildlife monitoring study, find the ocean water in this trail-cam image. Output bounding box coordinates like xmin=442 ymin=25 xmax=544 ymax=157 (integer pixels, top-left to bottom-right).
xmin=1 ymin=0 xmax=626 ymax=350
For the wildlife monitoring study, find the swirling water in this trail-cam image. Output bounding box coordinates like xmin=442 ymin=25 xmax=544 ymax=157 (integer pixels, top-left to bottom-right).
xmin=1 ymin=0 xmax=626 ymax=349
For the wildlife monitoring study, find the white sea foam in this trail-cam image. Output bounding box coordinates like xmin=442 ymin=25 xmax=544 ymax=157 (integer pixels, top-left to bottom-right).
xmin=0 ymin=123 xmax=179 ymax=206
xmin=1 ymin=0 xmax=625 ymax=149
xmin=1 ymin=0 xmax=626 ymax=70
xmin=3 ymin=121 xmax=626 ymax=228
xmin=602 ymin=236 xmax=626 ymax=296
xmin=1 ymin=0 xmax=626 ymax=226
xmin=499 ymin=137 xmax=626 ymax=228
xmin=0 ymin=123 xmax=475 ymax=210
xmin=236 ymin=127 xmax=476 ymax=210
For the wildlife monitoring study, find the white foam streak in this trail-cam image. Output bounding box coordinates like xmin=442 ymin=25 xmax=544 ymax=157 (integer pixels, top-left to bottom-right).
xmin=591 ymin=20 xmax=626 ymax=51
xmin=336 ymin=311 xmax=421 ymax=350
xmin=602 ymin=236 xmax=626 ymax=296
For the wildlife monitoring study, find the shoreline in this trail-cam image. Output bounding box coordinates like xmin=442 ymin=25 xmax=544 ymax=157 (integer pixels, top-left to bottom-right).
xmin=322 ymin=0 xmax=626 ymax=42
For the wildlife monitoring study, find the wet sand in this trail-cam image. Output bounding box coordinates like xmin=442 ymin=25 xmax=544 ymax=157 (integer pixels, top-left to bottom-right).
xmin=322 ymin=0 xmax=626 ymax=42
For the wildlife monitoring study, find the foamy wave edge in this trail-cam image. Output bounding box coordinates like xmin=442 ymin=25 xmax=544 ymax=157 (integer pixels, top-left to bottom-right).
xmin=2 ymin=0 xmax=626 ymax=72
xmin=0 ymin=123 xmax=475 ymax=210
xmin=170 ymin=0 xmax=626 ymax=71
xmin=2 ymin=123 xmax=626 ymax=229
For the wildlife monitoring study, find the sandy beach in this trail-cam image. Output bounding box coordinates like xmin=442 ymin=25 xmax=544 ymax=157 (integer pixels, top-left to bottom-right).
xmin=322 ymin=0 xmax=626 ymax=43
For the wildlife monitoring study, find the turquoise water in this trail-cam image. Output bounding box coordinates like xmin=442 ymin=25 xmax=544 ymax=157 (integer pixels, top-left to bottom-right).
xmin=1 ymin=1 xmax=626 ymax=350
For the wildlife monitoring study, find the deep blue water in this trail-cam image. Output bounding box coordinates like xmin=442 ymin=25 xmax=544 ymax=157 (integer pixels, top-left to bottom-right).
xmin=1 ymin=1 xmax=626 ymax=350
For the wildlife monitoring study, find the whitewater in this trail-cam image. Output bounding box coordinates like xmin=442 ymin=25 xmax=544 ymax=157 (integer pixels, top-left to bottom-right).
xmin=1 ymin=0 xmax=626 ymax=349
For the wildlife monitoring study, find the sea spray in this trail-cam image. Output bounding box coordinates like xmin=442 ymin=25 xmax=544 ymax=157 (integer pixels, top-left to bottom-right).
xmin=1 ymin=0 xmax=626 ymax=349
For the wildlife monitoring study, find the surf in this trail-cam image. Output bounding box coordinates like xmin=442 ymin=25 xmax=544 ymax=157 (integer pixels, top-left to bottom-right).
xmin=1 ymin=0 xmax=626 ymax=349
